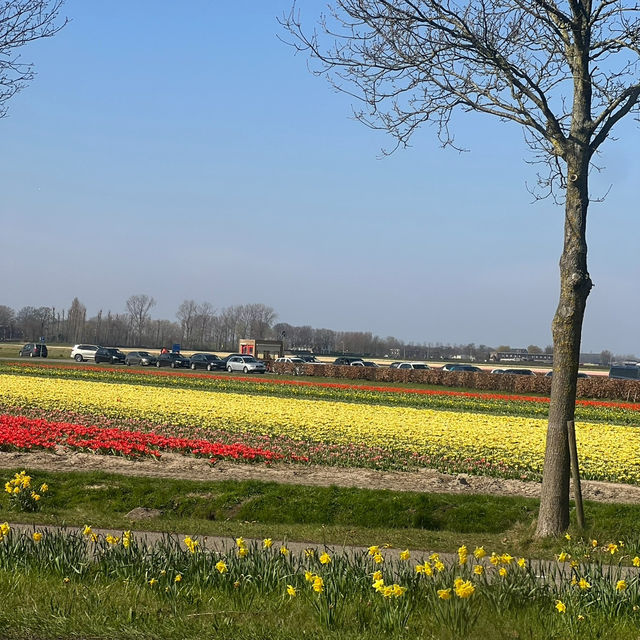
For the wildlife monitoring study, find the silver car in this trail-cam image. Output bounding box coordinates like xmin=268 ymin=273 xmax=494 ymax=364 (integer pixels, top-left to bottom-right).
xmin=70 ymin=344 xmax=99 ymax=362
xmin=226 ymin=355 xmax=267 ymax=374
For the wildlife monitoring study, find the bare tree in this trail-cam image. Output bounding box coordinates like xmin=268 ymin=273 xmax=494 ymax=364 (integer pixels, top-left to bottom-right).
xmin=0 ymin=304 xmax=15 ymax=340
xmin=126 ymin=294 xmax=155 ymax=344
xmin=66 ymin=297 xmax=86 ymax=344
xmin=0 ymin=1 xmax=67 ymax=118
xmin=282 ymin=0 xmax=640 ymax=536
xmin=176 ymin=299 xmax=198 ymax=345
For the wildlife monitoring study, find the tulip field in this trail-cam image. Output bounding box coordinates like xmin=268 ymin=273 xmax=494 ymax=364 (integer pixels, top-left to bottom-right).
xmin=2 ymin=362 xmax=640 ymax=484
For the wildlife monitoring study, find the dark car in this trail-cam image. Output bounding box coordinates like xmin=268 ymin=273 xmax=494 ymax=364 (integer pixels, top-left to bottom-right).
xmin=19 ymin=343 xmax=48 ymax=358
xmin=333 ymin=356 xmax=365 ymax=366
xmin=297 ymin=354 xmax=319 ymax=363
xmin=95 ymin=347 xmax=126 ymax=364
xmin=189 ymin=353 xmax=225 ymax=371
xmin=544 ymin=370 xmax=589 ymax=378
xmin=125 ymin=351 xmax=158 ymax=366
xmin=608 ymin=364 xmax=640 ymax=381
xmin=446 ymin=364 xmax=482 ymax=373
xmin=503 ymin=368 xmax=536 ymax=376
xmin=156 ymin=352 xmax=190 ymax=368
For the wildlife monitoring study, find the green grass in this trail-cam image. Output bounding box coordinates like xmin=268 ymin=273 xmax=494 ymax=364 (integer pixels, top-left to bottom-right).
xmin=1 ymin=569 xmax=633 ymax=640
xmin=2 ymin=468 xmax=640 ymax=639
xmin=1 ymin=468 xmax=639 ymax=558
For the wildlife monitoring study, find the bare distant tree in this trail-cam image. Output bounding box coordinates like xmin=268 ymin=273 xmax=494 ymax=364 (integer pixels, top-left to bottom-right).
xmin=600 ymin=350 xmax=613 ymax=366
xmin=0 ymin=304 xmax=15 ymax=340
xmin=0 ymin=1 xmax=67 ymax=118
xmin=16 ymin=305 xmax=51 ymax=340
xmin=176 ymin=299 xmax=198 ymax=345
xmin=66 ymin=297 xmax=86 ymax=344
xmin=282 ymin=0 xmax=640 ymax=535
xmin=193 ymin=302 xmax=216 ymax=347
xmin=126 ymin=294 xmax=155 ymax=343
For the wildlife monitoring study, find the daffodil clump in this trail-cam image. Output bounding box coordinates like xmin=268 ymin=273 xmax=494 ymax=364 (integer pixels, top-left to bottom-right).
xmin=4 ymin=470 xmax=48 ymax=512
xmin=0 ymin=526 xmax=637 ymax=636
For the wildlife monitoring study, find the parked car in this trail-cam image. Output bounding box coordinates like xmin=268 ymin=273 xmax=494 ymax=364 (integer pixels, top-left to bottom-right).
xmin=544 ymin=370 xmax=589 ymax=378
xmin=275 ymin=357 xmax=306 ymax=364
xmin=608 ymin=364 xmax=640 ymax=381
xmin=502 ymin=368 xmax=536 ymax=376
xmin=189 ymin=353 xmax=225 ymax=371
xmin=333 ymin=356 xmax=365 ymax=366
xmin=226 ymin=355 xmax=267 ymax=374
xmin=396 ymin=362 xmax=430 ymax=370
xmin=125 ymin=351 xmax=158 ymax=366
xmin=94 ymin=347 xmax=126 ymax=364
xmin=490 ymin=368 xmax=505 ymax=374
xmin=19 ymin=343 xmax=48 ymax=358
xmin=362 ymin=361 xmax=380 ymax=367
xmin=388 ymin=362 xmax=402 ymax=369
xmin=297 ymin=354 xmax=319 ymax=363
xmin=70 ymin=344 xmax=99 ymax=362
xmin=156 ymin=352 xmax=190 ymax=368
xmin=445 ymin=364 xmax=482 ymax=373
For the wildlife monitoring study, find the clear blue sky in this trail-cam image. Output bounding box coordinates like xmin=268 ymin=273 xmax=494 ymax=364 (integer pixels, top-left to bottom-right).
xmin=1 ymin=1 xmax=638 ymax=355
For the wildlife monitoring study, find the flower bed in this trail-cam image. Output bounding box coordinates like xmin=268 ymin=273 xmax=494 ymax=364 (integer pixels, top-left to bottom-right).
xmin=3 ymin=363 xmax=640 ymax=424
xmin=0 ymin=414 xmax=295 ymax=463
xmin=2 ymin=374 xmax=640 ymax=483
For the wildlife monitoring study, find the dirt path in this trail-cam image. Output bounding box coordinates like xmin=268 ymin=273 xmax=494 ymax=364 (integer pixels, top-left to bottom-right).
xmin=0 ymin=448 xmax=638 ymax=504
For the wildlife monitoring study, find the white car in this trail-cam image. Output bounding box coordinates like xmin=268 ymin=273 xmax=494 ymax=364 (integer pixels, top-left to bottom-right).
xmin=226 ymin=355 xmax=267 ymax=374
xmin=70 ymin=344 xmax=99 ymax=362
xmin=396 ymin=362 xmax=430 ymax=370
xmin=275 ymin=357 xmax=306 ymax=364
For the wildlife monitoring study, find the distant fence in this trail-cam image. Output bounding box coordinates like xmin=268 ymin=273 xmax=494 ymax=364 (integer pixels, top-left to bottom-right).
xmin=270 ymin=364 xmax=640 ymax=403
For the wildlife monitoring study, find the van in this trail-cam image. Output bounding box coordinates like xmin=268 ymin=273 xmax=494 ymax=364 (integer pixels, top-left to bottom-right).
xmin=608 ymin=364 xmax=640 ymax=380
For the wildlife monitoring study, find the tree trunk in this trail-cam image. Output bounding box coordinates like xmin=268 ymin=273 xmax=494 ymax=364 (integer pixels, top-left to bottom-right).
xmin=536 ymin=156 xmax=592 ymax=537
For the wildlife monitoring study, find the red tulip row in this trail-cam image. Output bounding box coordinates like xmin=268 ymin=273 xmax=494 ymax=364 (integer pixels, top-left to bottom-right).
xmin=0 ymin=414 xmax=298 ymax=463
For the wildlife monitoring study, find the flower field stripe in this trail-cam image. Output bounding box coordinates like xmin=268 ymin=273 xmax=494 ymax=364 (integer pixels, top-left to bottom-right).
xmin=3 ymin=374 xmax=640 ymax=483
xmin=0 ymin=414 xmax=291 ymax=463
xmin=4 ymin=363 xmax=640 ymax=424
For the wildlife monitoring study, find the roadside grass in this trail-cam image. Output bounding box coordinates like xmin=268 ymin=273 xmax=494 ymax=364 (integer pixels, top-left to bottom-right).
xmin=2 ymin=469 xmax=640 ymax=639
xmin=0 ymin=569 xmax=634 ymax=640
xmin=1 ymin=468 xmax=639 ymax=558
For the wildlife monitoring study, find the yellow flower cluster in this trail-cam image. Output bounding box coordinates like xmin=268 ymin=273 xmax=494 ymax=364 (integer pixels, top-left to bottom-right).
xmin=373 ymin=577 xmax=407 ymax=598
xmin=4 ymin=470 xmax=48 ymax=512
xmin=184 ymin=536 xmax=199 ymax=554
xmin=305 ymin=570 xmax=325 ymax=593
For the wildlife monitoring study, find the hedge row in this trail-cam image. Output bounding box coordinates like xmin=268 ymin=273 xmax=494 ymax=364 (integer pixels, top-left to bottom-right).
xmin=271 ymin=363 xmax=640 ymax=402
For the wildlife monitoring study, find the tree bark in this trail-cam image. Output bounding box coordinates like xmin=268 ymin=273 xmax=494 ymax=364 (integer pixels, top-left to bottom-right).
xmin=536 ymin=154 xmax=592 ymax=537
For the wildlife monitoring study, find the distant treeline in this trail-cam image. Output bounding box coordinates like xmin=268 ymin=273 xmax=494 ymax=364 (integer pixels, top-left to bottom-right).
xmin=0 ymin=296 xmax=616 ymax=362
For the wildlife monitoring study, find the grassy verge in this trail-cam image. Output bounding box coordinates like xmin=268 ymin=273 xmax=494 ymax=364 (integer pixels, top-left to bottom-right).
xmin=1 ymin=469 xmax=640 ymax=639
xmin=1 ymin=468 xmax=640 ymax=558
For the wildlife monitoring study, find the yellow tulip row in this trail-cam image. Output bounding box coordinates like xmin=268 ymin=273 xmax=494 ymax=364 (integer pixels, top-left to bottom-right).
xmin=2 ymin=374 xmax=640 ymax=482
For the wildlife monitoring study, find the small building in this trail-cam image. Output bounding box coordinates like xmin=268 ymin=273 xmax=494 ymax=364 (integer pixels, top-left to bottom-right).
xmin=238 ymin=339 xmax=284 ymax=361
xmin=490 ymin=349 xmax=553 ymax=364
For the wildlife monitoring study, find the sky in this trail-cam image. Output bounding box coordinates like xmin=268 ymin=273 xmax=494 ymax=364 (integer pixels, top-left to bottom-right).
xmin=1 ymin=1 xmax=639 ymax=355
